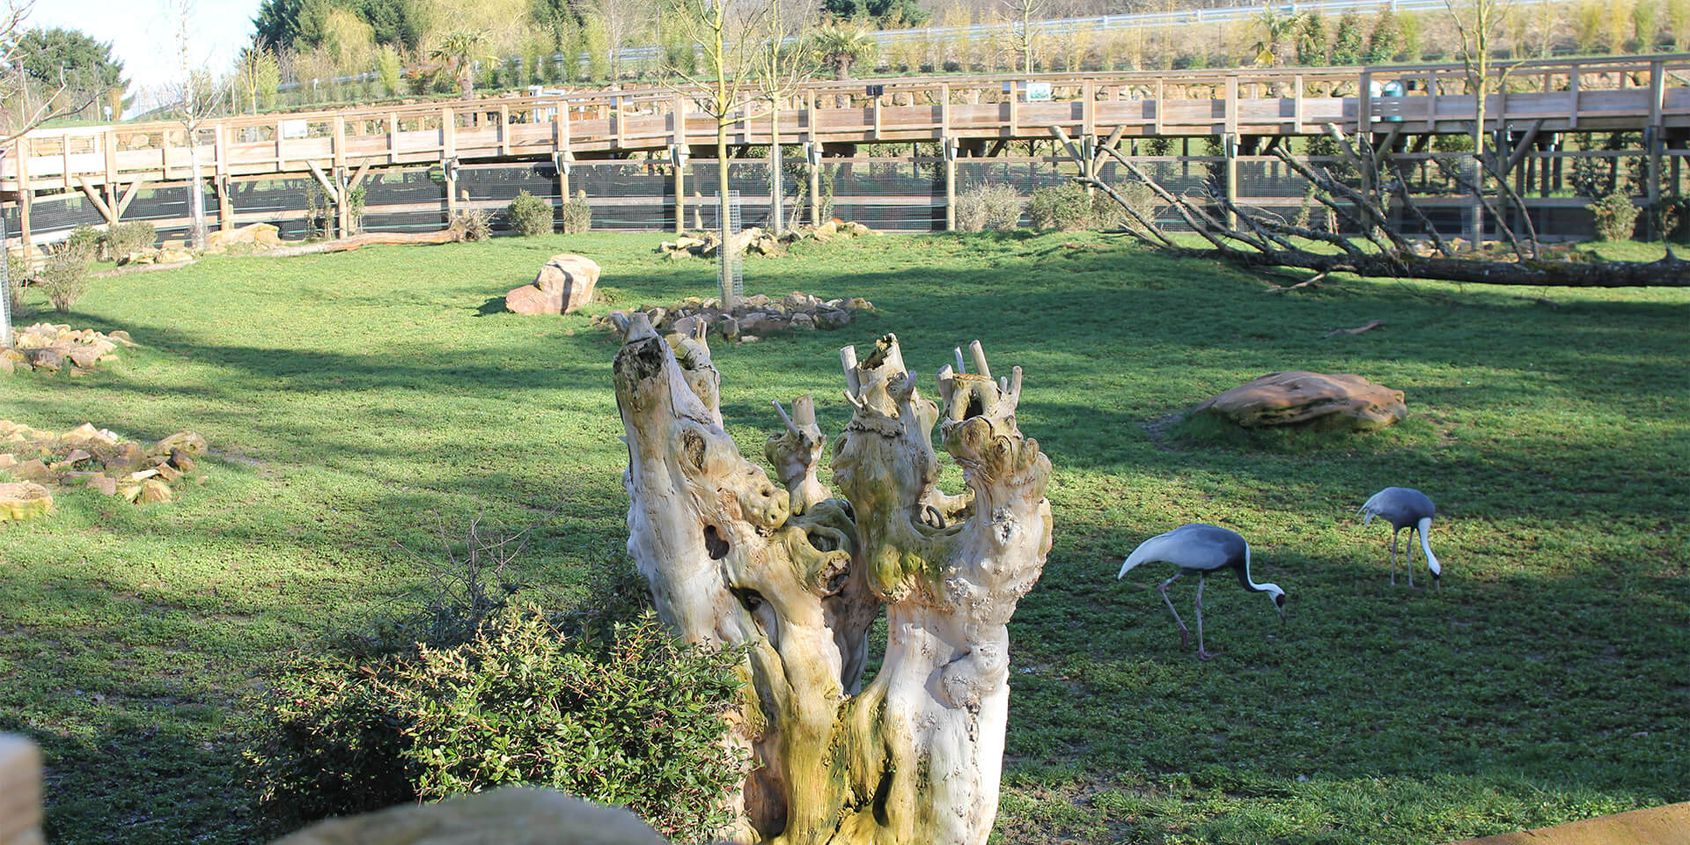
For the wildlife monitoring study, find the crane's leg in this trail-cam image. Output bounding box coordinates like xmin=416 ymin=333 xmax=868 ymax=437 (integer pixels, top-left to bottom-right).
xmin=1195 ymin=574 xmax=1216 ymax=661
xmin=1404 ymin=530 xmax=1416 ymax=588
xmin=1388 ymin=529 xmax=1399 ymax=586
xmin=1156 ymin=572 xmax=1188 ymax=648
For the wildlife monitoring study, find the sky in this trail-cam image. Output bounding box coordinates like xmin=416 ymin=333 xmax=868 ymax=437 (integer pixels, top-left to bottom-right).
xmin=27 ymin=0 xmax=261 ymax=110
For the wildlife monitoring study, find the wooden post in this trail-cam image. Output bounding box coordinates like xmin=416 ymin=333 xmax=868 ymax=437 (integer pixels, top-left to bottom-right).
xmin=809 ymin=146 xmax=822 ymax=227
xmin=1292 ymin=75 xmax=1304 ymax=134
xmin=276 ymin=118 xmax=286 ymax=170
xmin=1358 ymin=70 xmax=1373 ymax=135
xmin=872 ymin=91 xmax=882 ymax=140
xmin=940 ymin=83 xmax=951 ymax=138
xmin=332 ymin=114 xmax=346 ymax=171
xmin=1223 ymin=132 xmax=1238 ymax=228
xmin=1008 ymin=81 xmax=1019 ymax=138
xmin=443 ymin=107 xmax=456 ymax=160
xmin=944 ymin=136 xmax=957 ymax=232
xmin=1568 ymin=68 xmax=1580 ymax=130
xmin=1083 ymin=80 xmax=1096 ymax=139
xmin=214 ymin=125 xmax=233 ymax=232
xmin=388 ymin=112 xmax=399 ymax=163
xmin=1224 ymin=75 xmax=1238 ymax=137
xmin=15 ymin=140 xmax=31 ymax=267
xmin=499 ymin=104 xmax=511 ymax=155
xmin=1646 ymin=127 xmax=1663 ymax=240
xmin=103 ymin=129 xmax=116 ymax=187
xmin=444 ymin=159 xmax=458 ymax=220
xmin=1153 ymin=79 xmax=1164 ymax=136
xmin=673 ymin=96 xmax=686 ymax=234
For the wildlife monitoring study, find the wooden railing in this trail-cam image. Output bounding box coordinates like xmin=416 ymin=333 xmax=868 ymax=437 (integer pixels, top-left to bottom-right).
xmin=4 ymin=54 xmax=1686 ymax=199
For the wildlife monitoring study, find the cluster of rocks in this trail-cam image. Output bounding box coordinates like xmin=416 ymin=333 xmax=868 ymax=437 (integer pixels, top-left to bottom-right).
xmin=505 ymin=254 xmax=601 ymax=315
xmin=597 ymin=291 xmax=874 ymax=343
xmin=116 ymin=223 xmax=287 ymax=267
xmin=0 ymin=421 xmax=207 ymax=519
xmin=1 ymin=323 xmax=134 ymax=375
xmin=1194 ymin=371 xmax=1406 ymax=432
xmin=658 ymin=220 xmax=875 ymax=259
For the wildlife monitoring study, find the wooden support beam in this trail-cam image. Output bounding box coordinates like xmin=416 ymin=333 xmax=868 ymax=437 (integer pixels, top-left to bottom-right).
xmin=442 ymin=108 xmax=456 ymax=159
xmin=306 ymin=160 xmax=336 ymax=196
xmin=500 ymin=104 xmax=511 ymax=155
xmin=1292 ymin=75 xmax=1304 ymax=134
xmin=15 ymin=141 xmax=31 ymax=264
xmin=1153 ymin=79 xmax=1164 ymax=136
xmin=332 ymin=115 xmax=346 ymax=171
xmin=940 ymin=83 xmax=951 ymax=137
xmin=944 ymin=135 xmax=956 ymax=232
xmin=214 ymin=125 xmax=233 ymax=232
xmin=1505 ymin=120 xmax=1545 ymax=175
xmin=388 ymin=112 xmax=400 ymax=163
xmin=1569 ymin=69 xmax=1580 ymax=130
xmin=1223 ymin=132 xmax=1238 ymax=228
xmin=444 ymin=159 xmax=458 ymax=220
xmin=77 ymin=177 xmax=116 ymax=224
xmin=103 ymin=130 xmax=116 ymax=186
xmin=1358 ymin=70 xmax=1373 ymax=134
xmin=217 ymin=174 xmax=233 ymax=233
xmin=1008 ymin=81 xmax=1019 ymax=138
xmin=1083 ymin=80 xmax=1096 ymax=139
xmin=1225 ymin=75 xmax=1239 ymax=137
xmin=115 ymin=180 xmax=143 ymax=217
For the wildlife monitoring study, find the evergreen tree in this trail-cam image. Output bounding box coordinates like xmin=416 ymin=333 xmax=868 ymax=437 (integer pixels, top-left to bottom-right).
xmin=1331 ymin=10 xmax=1365 ymax=64
xmin=1296 ymin=11 xmax=1328 ymax=65
xmin=822 ymin=0 xmax=929 ymax=27
xmin=1366 ymin=8 xmax=1404 ymax=63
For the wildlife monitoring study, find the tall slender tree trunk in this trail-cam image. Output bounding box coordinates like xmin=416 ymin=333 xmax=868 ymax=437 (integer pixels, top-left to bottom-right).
xmin=188 ymin=132 xmax=208 ymax=249
xmin=770 ymin=103 xmax=784 ymax=237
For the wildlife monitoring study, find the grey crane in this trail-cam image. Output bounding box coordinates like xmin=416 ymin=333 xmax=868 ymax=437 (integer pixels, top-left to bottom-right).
xmin=1117 ymin=523 xmax=1286 ymax=661
xmin=1356 ymin=486 xmax=1442 ymax=588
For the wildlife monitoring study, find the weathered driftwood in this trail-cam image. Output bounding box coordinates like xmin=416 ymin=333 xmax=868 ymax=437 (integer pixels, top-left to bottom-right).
xmin=613 ymin=318 xmax=1051 ymax=844
xmin=266 ymin=230 xmax=462 ymax=257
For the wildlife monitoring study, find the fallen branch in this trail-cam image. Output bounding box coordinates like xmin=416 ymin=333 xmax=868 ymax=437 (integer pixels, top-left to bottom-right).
xmin=266 ymin=230 xmax=462 ymax=258
xmin=1265 ymin=272 xmax=1330 ymax=293
xmin=1325 ymin=319 xmax=1385 ymax=337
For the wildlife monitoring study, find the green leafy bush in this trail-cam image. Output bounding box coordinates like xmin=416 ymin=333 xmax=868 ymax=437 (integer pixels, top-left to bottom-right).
xmin=101 ymin=221 xmax=155 ymax=260
xmin=40 ymin=243 xmax=94 ymax=312
xmin=560 ymin=190 xmax=592 ymax=234
xmin=954 ymin=184 xmax=1023 ymax=232
xmin=1027 ymin=183 xmax=1097 ymax=232
xmin=1588 ymin=192 xmax=1640 ymax=242
xmin=246 ymin=606 xmax=746 ymax=842
xmin=66 ymin=224 xmax=102 ymax=257
xmin=507 ymin=191 xmax=554 ymax=237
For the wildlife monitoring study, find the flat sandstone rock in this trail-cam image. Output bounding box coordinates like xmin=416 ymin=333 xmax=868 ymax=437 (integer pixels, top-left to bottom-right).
xmin=271 ymin=787 xmax=669 ymax=845
xmin=1195 ymin=371 xmax=1406 ymax=432
xmin=0 ymin=482 xmax=53 ymax=522
xmin=1445 ymin=801 xmax=1690 ymax=845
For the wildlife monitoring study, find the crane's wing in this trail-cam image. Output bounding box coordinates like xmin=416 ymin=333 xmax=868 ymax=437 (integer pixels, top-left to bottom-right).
xmin=1119 ymin=524 xmax=1238 ymax=578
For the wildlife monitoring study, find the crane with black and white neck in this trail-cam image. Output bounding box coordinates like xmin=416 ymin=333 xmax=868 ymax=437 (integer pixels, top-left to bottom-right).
xmin=1117 ymin=523 xmax=1286 ymax=661
xmin=1356 ymin=486 xmax=1442 ymax=589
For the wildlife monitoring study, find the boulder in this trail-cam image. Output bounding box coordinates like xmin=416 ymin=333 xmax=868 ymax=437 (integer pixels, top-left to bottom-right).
xmin=789 ymin=312 xmax=816 ymax=331
xmin=273 ymin=787 xmax=669 ymax=845
xmin=814 ymin=307 xmax=852 ymax=330
xmin=1194 ymin=371 xmax=1406 ymax=432
xmin=506 ymin=254 xmax=601 ymax=316
xmin=21 ymin=348 xmax=62 ymax=372
xmin=534 ymin=254 xmax=600 ymax=313
xmin=0 ymin=482 xmax=53 ymax=522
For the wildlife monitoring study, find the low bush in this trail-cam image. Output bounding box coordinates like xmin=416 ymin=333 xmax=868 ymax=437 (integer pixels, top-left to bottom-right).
xmin=1027 ymin=183 xmax=1096 ymax=232
xmin=507 ymin=191 xmax=554 ymax=236
xmin=66 ymin=225 xmax=102 ymax=257
xmin=40 ymin=243 xmax=94 ymax=312
xmin=448 ymin=208 xmax=493 ymax=242
xmin=560 ymin=190 xmax=592 ymax=234
xmin=102 ymin=221 xmax=155 ymax=259
xmin=954 ymin=184 xmax=1023 ymax=232
xmin=245 ymin=606 xmax=746 ymax=841
xmin=1588 ymin=192 xmax=1640 ymax=242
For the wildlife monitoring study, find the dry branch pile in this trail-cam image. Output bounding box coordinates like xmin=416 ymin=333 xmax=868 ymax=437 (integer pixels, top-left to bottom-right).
xmin=658 ymin=220 xmax=874 ymax=259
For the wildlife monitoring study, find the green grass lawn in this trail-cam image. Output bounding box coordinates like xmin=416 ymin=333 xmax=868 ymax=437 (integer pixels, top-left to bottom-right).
xmin=2 ymin=231 xmax=1686 ymax=844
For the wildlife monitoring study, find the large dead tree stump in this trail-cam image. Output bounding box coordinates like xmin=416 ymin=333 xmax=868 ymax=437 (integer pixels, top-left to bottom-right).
xmin=613 ymin=318 xmax=1052 ymax=845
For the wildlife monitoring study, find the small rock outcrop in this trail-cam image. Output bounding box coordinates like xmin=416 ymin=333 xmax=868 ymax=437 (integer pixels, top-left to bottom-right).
xmin=1193 ymin=371 xmax=1407 ymax=432
xmin=2 ymin=324 xmax=134 ymax=376
xmin=658 ymin=220 xmax=875 ymax=259
xmin=205 ymin=223 xmax=285 ymax=251
xmin=506 ymin=254 xmax=601 ymax=315
xmin=0 ymin=481 xmax=53 ymax=522
xmin=596 ymin=291 xmax=874 ymax=342
xmin=0 ymin=421 xmax=207 ymax=506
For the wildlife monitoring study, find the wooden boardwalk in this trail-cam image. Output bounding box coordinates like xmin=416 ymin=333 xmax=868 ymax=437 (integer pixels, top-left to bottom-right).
xmin=1 ymin=53 xmax=1685 ymax=246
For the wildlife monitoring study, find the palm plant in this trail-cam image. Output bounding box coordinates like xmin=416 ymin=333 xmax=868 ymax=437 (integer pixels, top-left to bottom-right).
xmin=1253 ymin=3 xmax=1299 ymax=66
xmin=430 ymin=29 xmax=490 ymax=100
xmin=812 ymin=23 xmax=875 ymax=80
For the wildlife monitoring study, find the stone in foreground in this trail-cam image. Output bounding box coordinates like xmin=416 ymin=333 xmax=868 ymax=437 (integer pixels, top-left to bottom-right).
xmin=1195 ymin=371 xmax=1406 ymax=431
xmin=1445 ymin=801 xmax=1690 ymax=844
xmin=506 ymin=254 xmax=600 ymax=315
xmin=272 ymin=787 xmax=669 ymax=845
xmin=0 ymin=482 xmax=53 ymax=522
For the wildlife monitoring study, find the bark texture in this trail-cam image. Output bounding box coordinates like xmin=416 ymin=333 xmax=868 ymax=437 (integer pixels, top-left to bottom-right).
xmin=613 ymin=319 xmax=1052 ymax=845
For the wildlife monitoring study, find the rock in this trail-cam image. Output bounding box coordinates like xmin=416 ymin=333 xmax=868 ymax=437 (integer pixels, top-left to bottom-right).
xmin=814 ymin=308 xmax=851 ymax=330
xmin=1194 ymin=371 xmax=1406 ymax=432
xmin=21 ymin=348 xmax=62 ymax=372
xmin=504 ymin=284 xmax=555 ymax=316
xmin=87 ymin=475 xmax=118 ymax=496
xmin=789 ymin=312 xmax=816 ymax=331
xmin=670 ymin=315 xmax=705 ymax=337
xmin=135 ymin=479 xmax=174 ymax=504
xmin=714 ymin=315 xmax=740 ymax=339
xmin=739 ymin=335 xmax=760 ymax=343
xmin=644 ymin=307 xmax=669 ymax=330
xmin=845 ymin=297 xmax=875 ymax=312
xmin=108 ymin=330 xmax=133 ymax=345
xmin=65 ymin=347 xmax=105 ymax=370
xmin=534 ymin=254 xmax=601 ymax=314
xmin=738 ymin=312 xmax=786 ymax=336
xmin=155 ymin=248 xmax=195 ymax=265
xmin=0 ymin=482 xmax=53 ymax=522
xmin=153 ymin=432 xmax=207 ymax=456
xmin=205 ymin=223 xmax=284 ymax=250
xmin=272 ymin=786 xmax=670 ymax=845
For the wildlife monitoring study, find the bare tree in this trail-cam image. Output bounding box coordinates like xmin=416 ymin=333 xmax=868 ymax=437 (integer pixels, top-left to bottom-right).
xmin=663 ymin=0 xmax=776 ymax=310
xmin=755 ymin=0 xmax=814 ymax=237
xmin=1005 ymin=0 xmax=1046 ymax=73
xmin=592 ymin=0 xmax=652 ymax=81
xmin=1446 ymin=0 xmax=1512 ymax=246
xmin=165 ymin=0 xmax=230 ymax=250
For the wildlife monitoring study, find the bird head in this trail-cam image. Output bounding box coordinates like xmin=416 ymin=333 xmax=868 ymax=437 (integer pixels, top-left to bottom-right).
xmin=1267 ymin=585 xmax=1287 ymax=621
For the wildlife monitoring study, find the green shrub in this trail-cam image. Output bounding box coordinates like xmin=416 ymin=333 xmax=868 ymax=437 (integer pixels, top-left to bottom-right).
xmin=1588 ymin=192 xmax=1641 ymax=242
xmin=1027 ymin=183 xmax=1096 ymax=232
xmin=246 ymin=606 xmax=746 ymax=842
xmin=954 ymin=184 xmax=1023 ymax=232
xmin=66 ymin=224 xmax=102 ymax=257
xmin=507 ymin=191 xmax=554 ymax=237
xmin=560 ymin=190 xmax=592 ymax=234
xmin=102 ymin=221 xmax=155 ymax=260
xmin=448 ymin=208 xmax=493 ymax=241
xmin=40 ymin=243 xmax=94 ymax=312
